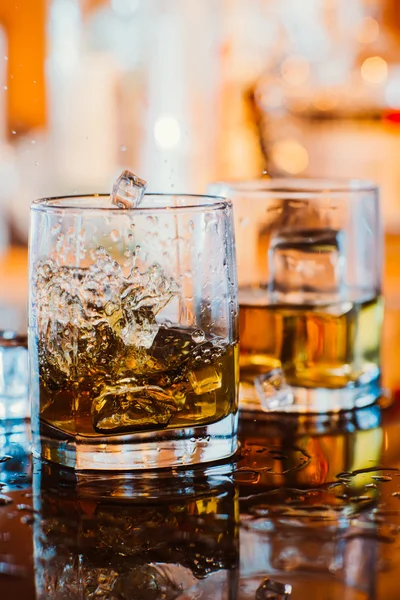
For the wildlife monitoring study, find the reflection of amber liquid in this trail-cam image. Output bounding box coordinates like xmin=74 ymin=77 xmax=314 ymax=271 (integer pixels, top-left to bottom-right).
xmin=239 ymin=293 xmax=382 ymax=389
xmin=38 ymin=329 xmax=238 ymax=438
xmin=33 ymin=462 xmax=239 ymax=599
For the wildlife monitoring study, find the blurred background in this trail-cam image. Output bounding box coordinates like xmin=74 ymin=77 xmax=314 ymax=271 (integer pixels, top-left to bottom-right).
xmin=3 ymin=0 xmax=400 ymax=320
xmin=3 ymin=0 xmax=400 ymax=243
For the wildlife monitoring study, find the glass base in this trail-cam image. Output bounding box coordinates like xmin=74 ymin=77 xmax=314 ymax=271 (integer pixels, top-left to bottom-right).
xmin=32 ymin=412 xmax=238 ymax=471
xmin=239 ymin=377 xmax=380 ymax=414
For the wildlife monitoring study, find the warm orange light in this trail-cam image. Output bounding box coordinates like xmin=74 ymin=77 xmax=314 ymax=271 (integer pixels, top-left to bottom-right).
xmin=271 ymin=139 xmax=309 ymax=174
xmin=281 ymin=55 xmax=310 ymax=87
xmin=361 ymin=56 xmax=388 ymax=85
xmin=0 ymin=0 xmax=47 ymax=135
xmin=356 ymin=17 xmax=380 ymax=44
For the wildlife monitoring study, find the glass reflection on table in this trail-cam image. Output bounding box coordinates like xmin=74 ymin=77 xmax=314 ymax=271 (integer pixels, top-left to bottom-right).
xmin=238 ymin=403 xmax=388 ymax=598
xmin=32 ymin=459 xmax=239 ymax=600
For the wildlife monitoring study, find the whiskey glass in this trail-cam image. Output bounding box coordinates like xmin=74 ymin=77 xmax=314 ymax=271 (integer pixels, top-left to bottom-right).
xmin=29 ymin=194 xmax=239 ymax=469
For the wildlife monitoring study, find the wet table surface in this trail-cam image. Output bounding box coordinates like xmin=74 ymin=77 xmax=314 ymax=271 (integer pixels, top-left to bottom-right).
xmin=2 ymin=244 xmax=400 ymax=599
xmin=1 ymin=393 xmax=400 ymax=598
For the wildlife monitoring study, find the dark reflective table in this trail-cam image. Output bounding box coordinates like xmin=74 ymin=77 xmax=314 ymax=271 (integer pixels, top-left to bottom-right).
xmin=2 ymin=312 xmax=400 ymax=598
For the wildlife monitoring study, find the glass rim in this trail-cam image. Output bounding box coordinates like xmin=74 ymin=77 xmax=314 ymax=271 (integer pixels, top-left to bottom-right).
xmin=31 ymin=193 xmax=231 ymax=213
xmin=210 ymin=177 xmax=379 ymax=199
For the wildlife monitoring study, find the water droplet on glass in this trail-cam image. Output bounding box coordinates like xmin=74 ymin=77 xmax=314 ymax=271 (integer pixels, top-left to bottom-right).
xmin=336 ymin=471 xmax=353 ymax=480
xmin=110 ymin=229 xmax=120 ymax=242
xmin=11 ymin=130 xmax=16 ymax=135
xmin=191 ymin=330 xmax=205 ymax=343
xmin=0 ymin=455 xmax=12 ymax=463
xmin=350 ymin=495 xmax=371 ymax=503
xmin=371 ymin=475 xmax=392 ymax=482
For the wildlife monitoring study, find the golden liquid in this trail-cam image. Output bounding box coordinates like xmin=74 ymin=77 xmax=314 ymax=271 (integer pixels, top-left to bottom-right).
xmin=239 ymin=294 xmax=382 ymax=390
xmin=38 ymin=330 xmax=238 ymax=438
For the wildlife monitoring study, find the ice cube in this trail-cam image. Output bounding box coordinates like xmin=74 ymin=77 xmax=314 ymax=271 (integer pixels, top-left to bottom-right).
xmin=120 ymin=263 xmax=179 ymax=349
xmin=92 ymin=381 xmax=180 ymax=433
xmin=268 ymin=228 xmax=345 ymax=301
xmin=82 ymin=248 xmax=123 ymax=320
xmin=254 ymin=368 xmax=294 ymax=411
xmin=112 ymin=564 xmax=197 ymax=600
xmin=110 ymin=170 xmax=147 ymax=208
xmin=187 ymin=366 xmax=221 ymax=395
xmin=256 ymin=578 xmax=292 ymax=599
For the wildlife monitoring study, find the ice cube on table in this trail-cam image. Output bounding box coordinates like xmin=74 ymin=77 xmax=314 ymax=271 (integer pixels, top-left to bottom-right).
xmin=110 ymin=170 xmax=147 ymax=208
xmin=254 ymin=368 xmax=294 ymax=411
xmin=256 ymin=577 xmax=292 ymax=599
xmin=268 ymin=228 xmax=345 ymax=300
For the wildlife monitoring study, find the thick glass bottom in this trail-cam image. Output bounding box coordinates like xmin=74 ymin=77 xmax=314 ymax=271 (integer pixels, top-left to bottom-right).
xmin=32 ymin=412 xmax=238 ymax=470
xmin=239 ymin=376 xmax=381 ymax=414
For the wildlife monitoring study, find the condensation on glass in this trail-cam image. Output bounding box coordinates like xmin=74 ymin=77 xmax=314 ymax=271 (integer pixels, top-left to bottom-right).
xmin=28 ymin=193 xmax=239 ymax=470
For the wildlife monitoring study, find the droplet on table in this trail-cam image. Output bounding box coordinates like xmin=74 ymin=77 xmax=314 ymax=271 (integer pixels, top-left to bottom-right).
xmin=256 ymin=577 xmax=292 ymax=599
